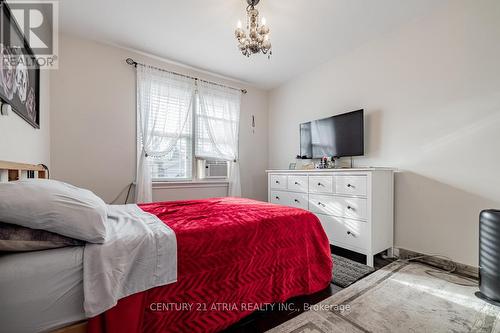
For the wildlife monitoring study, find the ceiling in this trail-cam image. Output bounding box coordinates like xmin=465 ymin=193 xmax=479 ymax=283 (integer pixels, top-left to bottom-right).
xmin=59 ymin=0 xmax=447 ymax=89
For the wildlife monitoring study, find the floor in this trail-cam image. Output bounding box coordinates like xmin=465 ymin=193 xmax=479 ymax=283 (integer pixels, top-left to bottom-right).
xmin=223 ymin=246 xmax=394 ymax=333
xmin=266 ymin=260 xmax=487 ymax=333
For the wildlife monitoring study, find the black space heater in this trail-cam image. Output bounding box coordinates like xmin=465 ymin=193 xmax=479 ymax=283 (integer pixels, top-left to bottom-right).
xmin=476 ymin=209 xmax=500 ymax=306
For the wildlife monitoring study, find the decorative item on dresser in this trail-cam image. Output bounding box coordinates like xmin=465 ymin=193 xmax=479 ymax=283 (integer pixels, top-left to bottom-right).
xmin=266 ymin=168 xmax=394 ymax=267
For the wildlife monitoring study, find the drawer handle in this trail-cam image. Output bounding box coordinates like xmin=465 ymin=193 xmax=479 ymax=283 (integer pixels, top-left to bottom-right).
xmin=275 ymin=180 xmax=280 ymax=184
xmin=294 ymin=199 xmax=300 ymax=203
xmin=318 ymin=202 xmax=325 ymax=207
xmin=347 ymin=206 xmax=354 ymax=210
xmin=347 ymin=231 xmax=356 ymax=237
xmin=275 ymin=196 xmax=280 ymax=200
xmin=294 ymin=181 xmax=300 ymax=185
xmin=347 ymin=183 xmax=354 ymax=188
xmin=317 ymin=182 xmax=323 ymax=186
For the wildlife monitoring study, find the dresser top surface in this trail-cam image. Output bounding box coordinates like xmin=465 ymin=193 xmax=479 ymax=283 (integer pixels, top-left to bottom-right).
xmin=266 ymin=167 xmax=394 ymax=173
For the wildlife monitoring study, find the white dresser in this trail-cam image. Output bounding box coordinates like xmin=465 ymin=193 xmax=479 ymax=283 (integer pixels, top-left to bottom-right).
xmin=266 ymin=168 xmax=394 ymax=267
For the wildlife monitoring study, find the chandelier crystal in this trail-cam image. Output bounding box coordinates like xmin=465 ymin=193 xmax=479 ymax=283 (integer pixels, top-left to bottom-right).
xmin=234 ymin=0 xmax=272 ymax=58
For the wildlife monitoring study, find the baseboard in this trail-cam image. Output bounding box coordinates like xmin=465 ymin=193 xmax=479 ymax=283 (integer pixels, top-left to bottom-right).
xmin=396 ymin=248 xmax=478 ymax=279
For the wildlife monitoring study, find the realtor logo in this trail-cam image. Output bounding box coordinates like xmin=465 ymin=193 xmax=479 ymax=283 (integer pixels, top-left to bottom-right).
xmin=1 ymin=0 xmax=59 ymax=68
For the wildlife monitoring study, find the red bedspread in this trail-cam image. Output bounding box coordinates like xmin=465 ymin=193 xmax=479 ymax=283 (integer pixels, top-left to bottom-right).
xmin=88 ymin=197 xmax=332 ymax=333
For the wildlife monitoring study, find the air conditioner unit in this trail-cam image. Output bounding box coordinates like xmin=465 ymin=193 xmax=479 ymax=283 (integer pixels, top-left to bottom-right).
xmin=199 ymin=160 xmax=228 ymax=179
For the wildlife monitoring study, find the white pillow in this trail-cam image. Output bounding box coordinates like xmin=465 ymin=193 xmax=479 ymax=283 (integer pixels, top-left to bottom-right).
xmin=0 ymin=179 xmax=108 ymax=243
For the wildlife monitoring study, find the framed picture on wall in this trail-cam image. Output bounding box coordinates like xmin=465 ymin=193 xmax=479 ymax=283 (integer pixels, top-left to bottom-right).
xmin=0 ymin=1 xmax=40 ymax=128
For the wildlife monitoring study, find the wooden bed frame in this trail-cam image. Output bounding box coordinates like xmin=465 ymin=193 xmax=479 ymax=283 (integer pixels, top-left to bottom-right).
xmin=0 ymin=160 xmax=88 ymax=333
xmin=51 ymin=321 xmax=87 ymax=333
xmin=0 ymin=160 xmax=47 ymax=182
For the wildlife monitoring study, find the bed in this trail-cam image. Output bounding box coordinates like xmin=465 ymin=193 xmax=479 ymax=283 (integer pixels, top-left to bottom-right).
xmin=0 ymin=161 xmax=332 ymax=333
xmin=0 ymin=247 xmax=86 ymax=332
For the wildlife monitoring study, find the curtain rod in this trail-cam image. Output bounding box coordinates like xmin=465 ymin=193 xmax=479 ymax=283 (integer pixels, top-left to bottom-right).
xmin=125 ymin=58 xmax=247 ymax=94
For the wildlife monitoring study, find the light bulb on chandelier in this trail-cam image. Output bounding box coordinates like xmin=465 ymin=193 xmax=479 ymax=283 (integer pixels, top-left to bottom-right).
xmin=234 ymin=0 xmax=272 ymax=59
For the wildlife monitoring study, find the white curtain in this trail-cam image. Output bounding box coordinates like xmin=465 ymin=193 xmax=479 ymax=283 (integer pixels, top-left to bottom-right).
xmin=196 ymin=81 xmax=242 ymax=197
xmin=135 ymin=65 xmax=195 ymax=203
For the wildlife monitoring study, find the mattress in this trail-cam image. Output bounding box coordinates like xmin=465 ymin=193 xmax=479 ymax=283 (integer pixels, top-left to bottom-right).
xmin=0 ymin=246 xmax=86 ymax=333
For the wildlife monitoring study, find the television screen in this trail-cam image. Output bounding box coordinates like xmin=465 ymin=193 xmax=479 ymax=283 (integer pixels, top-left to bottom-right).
xmin=300 ymin=110 xmax=364 ymax=158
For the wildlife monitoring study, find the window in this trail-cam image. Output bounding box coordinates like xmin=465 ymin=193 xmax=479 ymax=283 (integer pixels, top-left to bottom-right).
xmin=138 ymin=69 xmax=240 ymax=185
xmin=142 ymin=78 xmax=194 ymax=181
xmin=195 ymin=95 xmax=239 ymax=161
xmin=149 ymin=95 xmax=230 ymax=181
xmin=149 ymin=110 xmax=193 ymax=180
xmin=149 ymin=135 xmax=192 ymax=180
xmin=137 ymin=65 xmax=242 ymax=202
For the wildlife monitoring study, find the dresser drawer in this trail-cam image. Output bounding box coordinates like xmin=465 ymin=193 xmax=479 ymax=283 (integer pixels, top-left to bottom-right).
xmin=317 ymin=214 xmax=368 ymax=251
xmin=287 ymin=192 xmax=309 ymax=210
xmin=270 ymin=191 xmax=308 ymax=210
xmin=270 ymin=190 xmax=286 ymax=205
xmin=309 ymin=194 xmax=367 ymax=220
xmin=309 ymin=175 xmax=333 ymax=193
xmin=287 ymin=175 xmax=308 ymax=193
xmin=270 ymin=175 xmax=287 ymax=190
xmin=335 ymin=175 xmax=367 ymax=196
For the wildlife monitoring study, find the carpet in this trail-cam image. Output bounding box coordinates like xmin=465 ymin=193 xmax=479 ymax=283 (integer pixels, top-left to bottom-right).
xmin=332 ymin=254 xmax=375 ymax=288
xmin=267 ymin=261 xmax=497 ymax=333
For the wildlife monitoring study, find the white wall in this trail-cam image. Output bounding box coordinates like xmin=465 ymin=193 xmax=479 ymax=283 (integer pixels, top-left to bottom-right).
xmin=0 ymin=70 xmax=50 ymax=165
xmin=50 ymin=34 xmax=268 ymax=203
xmin=268 ymin=0 xmax=500 ymax=267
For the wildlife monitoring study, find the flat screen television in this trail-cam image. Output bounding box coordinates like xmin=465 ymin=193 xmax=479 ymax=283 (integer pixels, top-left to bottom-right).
xmin=300 ymin=109 xmax=364 ymax=159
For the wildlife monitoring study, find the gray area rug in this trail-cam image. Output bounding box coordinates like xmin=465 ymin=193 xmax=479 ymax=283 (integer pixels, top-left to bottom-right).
xmin=268 ymin=261 xmax=497 ymax=333
xmin=332 ymin=254 xmax=375 ymax=288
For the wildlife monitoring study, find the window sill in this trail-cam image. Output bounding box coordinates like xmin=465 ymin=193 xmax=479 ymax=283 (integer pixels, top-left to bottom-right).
xmin=152 ymin=180 xmax=229 ymax=189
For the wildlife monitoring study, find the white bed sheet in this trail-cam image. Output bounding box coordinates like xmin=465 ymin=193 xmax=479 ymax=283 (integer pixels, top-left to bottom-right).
xmin=83 ymin=204 xmax=177 ymax=317
xmin=0 ymin=246 xmax=86 ymax=333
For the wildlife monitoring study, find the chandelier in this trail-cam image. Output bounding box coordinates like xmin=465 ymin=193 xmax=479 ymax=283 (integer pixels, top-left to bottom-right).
xmin=234 ymin=0 xmax=272 ymax=58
